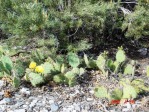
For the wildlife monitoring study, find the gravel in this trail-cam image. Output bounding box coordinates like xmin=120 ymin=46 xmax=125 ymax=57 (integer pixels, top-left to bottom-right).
xmin=0 ymin=69 xmax=148 ymax=112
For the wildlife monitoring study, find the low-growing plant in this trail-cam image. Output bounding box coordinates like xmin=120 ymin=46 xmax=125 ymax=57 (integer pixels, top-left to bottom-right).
xmin=93 ymin=47 xmax=149 ymax=102
xmin=146 ymin=66 xmax=149 ymax=77
xmin=24 ymin=52 xmax=85 ymax=87
xmin=84 ymin=47 xmax=135 ymax=76
xmin=94 ymin=78 xmax=149 ymax=102
xmin=0 ymin=46 xmax=24 ymax=88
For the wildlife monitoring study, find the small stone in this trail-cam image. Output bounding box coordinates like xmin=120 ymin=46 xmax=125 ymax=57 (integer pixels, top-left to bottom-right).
xmin=123 ymin=102 xmax=132 ymax=109
xmin=86 ymin=98 xmax=93 ymax=102
xmin=22 ymin=105 xmax=28 ymax=108
xmin=0 ymin=98 xmax=11 ymax=104
xmin=49 ymin=100 xmax=54 ymax=104
xmin=74 ymin=104 xmax=81 ymax=111
xmin=40 ymin=108 xmax=48 ymax=112
xmin=7 ymin=111 xmax=13 ymax=112
xmin=0 ymin=105 xmax=6 ymax=111
xmin=122 ymin=102 xmax=132 ymax=112
xmin=36 ymin=102 xmax=43 ymax=106
xmin=29 ymin=100 xmax=38 ymax=108
xmin=0 ymin=80 xmax=4 ymax=88
xmin=0 ymin=91 xmax=4 ymax=95
xmin=20 ymin=88 xmax=30 ymax=96
xmin=50 ymin=103 xmax=59 ymax=112
xmin=138 ymin=48 xmax=148 ymax=56
xmin=42 ymin=100 xmax=46 ymax=105
xmin=14 ymin=109 xmax=26 ymax=112
xmin=15 ymin=101 xmax=24 ymax=107
xmin=89 ymin=90 xmax=94 ymax=94
xmin=81 ymin=109 xmax=88 ymax=112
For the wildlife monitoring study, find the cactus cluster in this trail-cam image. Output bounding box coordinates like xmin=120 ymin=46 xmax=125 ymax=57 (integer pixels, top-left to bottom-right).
xmin=94 ymin=78 xmax=149 ymax=100
xmin=25 ymin=52 xmax=85 ymax=87
xmin=84 ymin=47 xmax=136 ymax=76
xmin=0 ymin=46 xmax=24 ymax=88
xmin=93 ymin=47 xmax=149 ymax=101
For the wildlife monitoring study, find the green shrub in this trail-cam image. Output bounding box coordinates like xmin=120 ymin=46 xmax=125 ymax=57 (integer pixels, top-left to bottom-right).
xmin=0 ymin=0 xmax=118 ymax=52
xmin=122 ymin=6 xmax=149 ymax=39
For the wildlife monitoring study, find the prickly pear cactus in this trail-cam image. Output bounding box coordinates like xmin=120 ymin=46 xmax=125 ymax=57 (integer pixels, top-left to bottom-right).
xmin=61 ymin=64 xmax=65 ymax=73
xmin=122 ymin=85 xmax=137 ymax=99
xmin=113 ymin=61 xmax=121 ymax=73
xmin=84 ymin=53 xmax=90 ymax=68
xmin=1 ymin=55 xmax=13 ymax=74
xmin=94 ymin=86 xmax=109 ymax=98
xmin=41 ymin=62 xmax=53 ymax=74
xmin=124 ymin=64 xmax=135 ymax=75
xmin=67 ymin=52 xmax=80 ymax=68
xmin=147 ymin=66 xmax=149 ymax=77
xmin=84 ymin=53 xmax=97 ymax=68
xmin=96 ymin=54 xmax=106 ymax=75
xmin=116 ymin=48 xmax=126 ymax=63
xmin=96 ymin=55 xmax=106 ymax=69
xmin=131 ymin=79 xmax=149 ymax=93
xmin=12 ymin=77 xmax=20 ymax=88
xmin=28 ymin=73 xmax=45 ymax=87
xmin=64 ymin=70 xmax=77 ymax=86
xmin=107 ymin=59 xmax=115 ymax=72
xmin=53 ymin=74 xmax=65 ymax=83
xmin=111 ymin=88 xmax=123 ymax=100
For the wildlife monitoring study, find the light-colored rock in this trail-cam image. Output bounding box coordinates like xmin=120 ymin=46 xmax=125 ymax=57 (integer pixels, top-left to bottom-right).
xmin=86 ymin=98 xmax=93 ymax=102
xmin=0 ymin=80 xmax=4 ymax=89
xmin=29 ymin=99 xmax=38 ymax=108
xmin=20 ymin=88 xmax=30 ymax=95
xmin=89 ymin=90 xmax=94 ymax=94
xmin=50 ymin=103 xmax=59 ymax=112
xmin=40 ymin=108 xmax=48 ymax=112
xmin=14 ymin=109 xmax=26 ymax=112
xmin=0 ymin=98 xmax=11 ymax=104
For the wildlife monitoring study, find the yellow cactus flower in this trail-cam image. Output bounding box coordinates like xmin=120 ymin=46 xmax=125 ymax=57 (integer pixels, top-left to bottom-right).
xmin=29 ymin=62 xmax=37 ymax=69
xmin=35 ymin=66 xmax=44 ymax=73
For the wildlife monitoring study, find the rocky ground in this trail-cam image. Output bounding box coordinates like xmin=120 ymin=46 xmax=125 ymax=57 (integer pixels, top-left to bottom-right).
xmin=0 ymin=58 xmax=149 ymax=112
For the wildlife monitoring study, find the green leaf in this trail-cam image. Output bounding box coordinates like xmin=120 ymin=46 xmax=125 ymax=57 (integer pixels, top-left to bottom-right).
xmin=61 ymin=64 xmax=65 ymax=73
xmin=111 ymin=88 xmax=123 ymax=100
xmin=96 ymin=54 xmax=107 ymax=75
xmin=56 ymin=55 xmax=64 ymax=64
xmin=107 ymin=59 xmax=115 ymax=71
xmin=122 ymin=85 xmax=137 ymax=99
xmin=53 ymin=74 xmax=65 ymax=83
xmin=94 ymin=86 xmax=108 ymax=98
xmin=1 ymin=55 xmax=13 ymax=71
xmin=12 ymin=77 xmax=20 ymax=88
xmin=131 ymin=79 xmax=149 ymax=93
xmin=124 ymin=64 xmax=134 ymax=75
xmin=53 ymin=62 xmax=61 ymax=72
xmin=113 ymin=61 xmax=120 ymax=73
xmin=67 ymin=52 xmax=80 ymax=68
xmin=64 ymin=71 xmax=77 ymax=86
xmin=116 ymin=49 xmax=126 ymax=63
xmin=14 ymin=63 xmax=25 ymax=77
xmin=147 ymin=66 xmax=149 ymax=77
xmin=96 ymin=54 xmax=106 ymax=70
xmin=28 ymin=72 xmax=45 ymax=87
xmin=0 ymin=72 xmax=4 ymax=78
xmin=89 ymin=59 xmax=97 ymax=68
xmin=41 ymin=62 xmax=53 ymax=74
xmin=65 ymin=71 xmax=76 ymax=80
xmin=79 ymin=68 xmax=85 ymax=76
xmin=84 ymin=53 xmax=90 ymax=67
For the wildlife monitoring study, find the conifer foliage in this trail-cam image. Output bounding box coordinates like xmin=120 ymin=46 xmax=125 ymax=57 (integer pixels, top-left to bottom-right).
xmin=0 ymin=0 xmax=149 ymax=51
